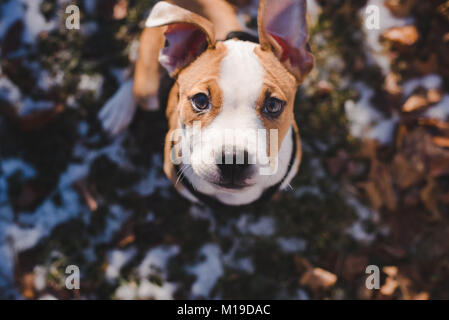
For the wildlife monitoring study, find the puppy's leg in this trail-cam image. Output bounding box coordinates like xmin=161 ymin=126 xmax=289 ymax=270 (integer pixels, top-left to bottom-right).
xmin=99 ymin=27 xmax=164 ymax=136
xmin=133 ymin=26 xmax=165 ymax=111
xmin=98 ymin=80 xmax=137 ymax=136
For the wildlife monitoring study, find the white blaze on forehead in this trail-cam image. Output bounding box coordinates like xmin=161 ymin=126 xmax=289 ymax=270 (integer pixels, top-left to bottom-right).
xmin=217 ymin=40 xmax=265 ymax=128
xmin=200 ymin=40 xmax=266 ymax=160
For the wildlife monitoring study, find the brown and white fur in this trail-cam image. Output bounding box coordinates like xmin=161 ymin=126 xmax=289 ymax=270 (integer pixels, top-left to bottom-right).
xmin=99 ymin=0 xmax=314 ymax=206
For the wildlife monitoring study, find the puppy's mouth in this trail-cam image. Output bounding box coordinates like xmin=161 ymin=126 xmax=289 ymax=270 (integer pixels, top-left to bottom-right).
xmin=212 ymin=179 xmax=255 ymax=191
xmin=211 ymin=179 xmax=255 ymax=191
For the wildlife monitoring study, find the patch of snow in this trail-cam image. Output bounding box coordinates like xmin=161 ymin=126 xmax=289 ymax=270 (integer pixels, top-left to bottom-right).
xmin=345 ymin=82 xmax=398 ymax=144
xmin=1 ymin=158 xmax=36 ymax=179
xmin=106 ymin=247 xmax=137 ymax=281
xmin=425 ymin=95 xmax=449 ymax=121
xmin=137 ymin=279 xmax=177 ymax=300
xmin=294 ymin=186 xmax=323 ymax=199
xmin=403 ymin=74 xmax=443 ymax=98
xmin=21 ymin=0 xmax=56 ymax=44
xmin=78 ymin=74 xmax=104 ymax=98
xmin=115 ymin=282 xmax=138 ymax=300
xmin=361 ymin=0 xmax=414 ymax=74
xmin=138 ymin=245 xmax=180 ymax=279
xmin=345 ymin=196 xmax=377 ymax=243
xmin=0 ymin=76 xmax=22 ymax=106
xmin=90 ymin=205 xmax=131 ymax=245
xmin=188 ymin=244 xmax=223 ymax=298
xmin=237 ymin=216 xmax=276 ymax=237
xmin=189 ymin=205 xmax=216 ymax=233
xmin=277 ymin=237 xmax=307 ymax=253
xmin=347 ymin=221 xmax=376 ymax=243
xmin=132 ymin=245 xmax=180 ymax=300
xmin=134 ymin=155 xmax=171 ymax=197
xmin=0 ymin=0 xmax=25 ymax=42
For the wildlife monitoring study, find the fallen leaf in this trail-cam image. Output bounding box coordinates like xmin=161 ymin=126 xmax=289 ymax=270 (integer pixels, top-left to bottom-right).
xmin=380 ymin=277 xmax=399 ymax=296
xmin=427 ymin=89 xmax=442 ymax=105
xmin=384 ymin=0 xmax=416 ymax=17
xmin=418 ymin=118 xmax=449 ymax=130
xmin=382 ymin=26 xmax=419 ymax=46
xmin=384 ymin=72 xmax=402 ymax=96
xmin=402 ymin=94 xmax=428 ymax=112
xmin=383 ymin=266 xmax=398 ymax=277
xmin=432 ymin=136 xmax=449 ymax=148
xmin=300 ymin=268 xmax=337 ymax=291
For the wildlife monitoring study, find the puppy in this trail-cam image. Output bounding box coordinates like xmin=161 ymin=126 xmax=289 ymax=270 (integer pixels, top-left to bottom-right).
xmin=99 ymin=0 xmax=314 ymax=207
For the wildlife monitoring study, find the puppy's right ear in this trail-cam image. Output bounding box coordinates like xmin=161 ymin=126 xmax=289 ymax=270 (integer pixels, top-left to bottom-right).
xmin=145 ymin=1 xmax=216 ymax=77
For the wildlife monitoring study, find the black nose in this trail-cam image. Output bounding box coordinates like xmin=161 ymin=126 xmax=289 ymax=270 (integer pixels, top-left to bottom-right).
xmin=216 ymin=149 xmax=252 ymax=185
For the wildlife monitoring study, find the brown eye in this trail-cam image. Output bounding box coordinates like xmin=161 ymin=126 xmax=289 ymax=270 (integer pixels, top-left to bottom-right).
xmin=263 ymin=97 xmax=285 ymax=117
xmin=191 ymin=93 xmax=210 ymax=112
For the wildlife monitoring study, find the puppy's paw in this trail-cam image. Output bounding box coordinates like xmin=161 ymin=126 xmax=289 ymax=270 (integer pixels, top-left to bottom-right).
xmin=98 ymin=80 xmax=137 ymax=136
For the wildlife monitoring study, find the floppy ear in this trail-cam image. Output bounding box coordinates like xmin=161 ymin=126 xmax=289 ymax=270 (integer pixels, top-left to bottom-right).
xmin=258 ymin=0 xmax=314 ymax=83
xmin=145 ymin=1 xmax=216 ymax=77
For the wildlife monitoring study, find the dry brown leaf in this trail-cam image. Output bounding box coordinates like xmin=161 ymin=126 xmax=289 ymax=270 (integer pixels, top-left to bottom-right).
xmin=118 ymin=234 xmax=135 ymax=248
xmin=418 ymin=118 xmax=449 ymax=130
xmin=382 ymin=26 xmax=419 ymax=46
xmin=402 ymin=94 xmax=428 ymax=112
xmin=432 ymin=136 xmax=449 ymax=148
xmin=427 ymin=89 xmax=442 ymax=105
xmin=412 ymin=292 xmax=430 ymax=300
xmin=383 ymin=266 xmax=398 ymax=277
xmin=384 ymin=0 xmax=416 ymax=17
xmin=380 ymin=277 xmax=399 ymax=296
xmin=74 ymin=180 xmax=98 ymax=212
xmin=300 ymin=268 xmax=337 ymax=291
xmin=384 ymin=72 xmax=403 ymax=96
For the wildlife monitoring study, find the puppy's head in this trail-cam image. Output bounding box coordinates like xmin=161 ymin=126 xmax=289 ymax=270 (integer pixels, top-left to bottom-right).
xmin=147 ymin=0 xmax=313 ymax=192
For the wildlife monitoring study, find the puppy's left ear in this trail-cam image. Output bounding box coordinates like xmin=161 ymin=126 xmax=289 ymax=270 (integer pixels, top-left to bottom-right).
xmin=258 ymin=0 xmax=314 ymax=83
xmin=145 ymin=1 xmax=216 ymax=77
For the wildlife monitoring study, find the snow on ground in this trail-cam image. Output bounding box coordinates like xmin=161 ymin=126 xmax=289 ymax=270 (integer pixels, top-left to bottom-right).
xmin=425 ymin=95 xmax=449 ymax=121
xmin=345 ymin=82 xmax=398 ymax=145
xmin=361 ymin=0 xmax=414 ymax=74
xmin=0 ymin=0 xmax=56 ymax=45
xmin=113 ymin=245 xmax=180 ymax=300
xmin=187 ymin=244 xmax=224 ymax=298
xmin=237 ymin=215 xmax=276 ymax=237
xmin=277 ymin=237 xmax=307 ymax=253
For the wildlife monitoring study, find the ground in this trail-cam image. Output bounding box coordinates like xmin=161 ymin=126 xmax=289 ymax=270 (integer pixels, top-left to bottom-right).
xmin=0 ymin=0 xmax=449 ymax=299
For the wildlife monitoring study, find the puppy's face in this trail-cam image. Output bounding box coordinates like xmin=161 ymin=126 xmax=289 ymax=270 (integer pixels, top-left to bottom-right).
xmin=175 ymin=40 xmax=298 ymax=190
xmin=147 ymin=0 xmax=314 ymax=195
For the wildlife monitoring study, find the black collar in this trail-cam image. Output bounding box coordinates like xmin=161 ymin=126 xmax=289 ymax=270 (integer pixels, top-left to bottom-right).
xmin=173 ymin=128 xmax=297 ymax=209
